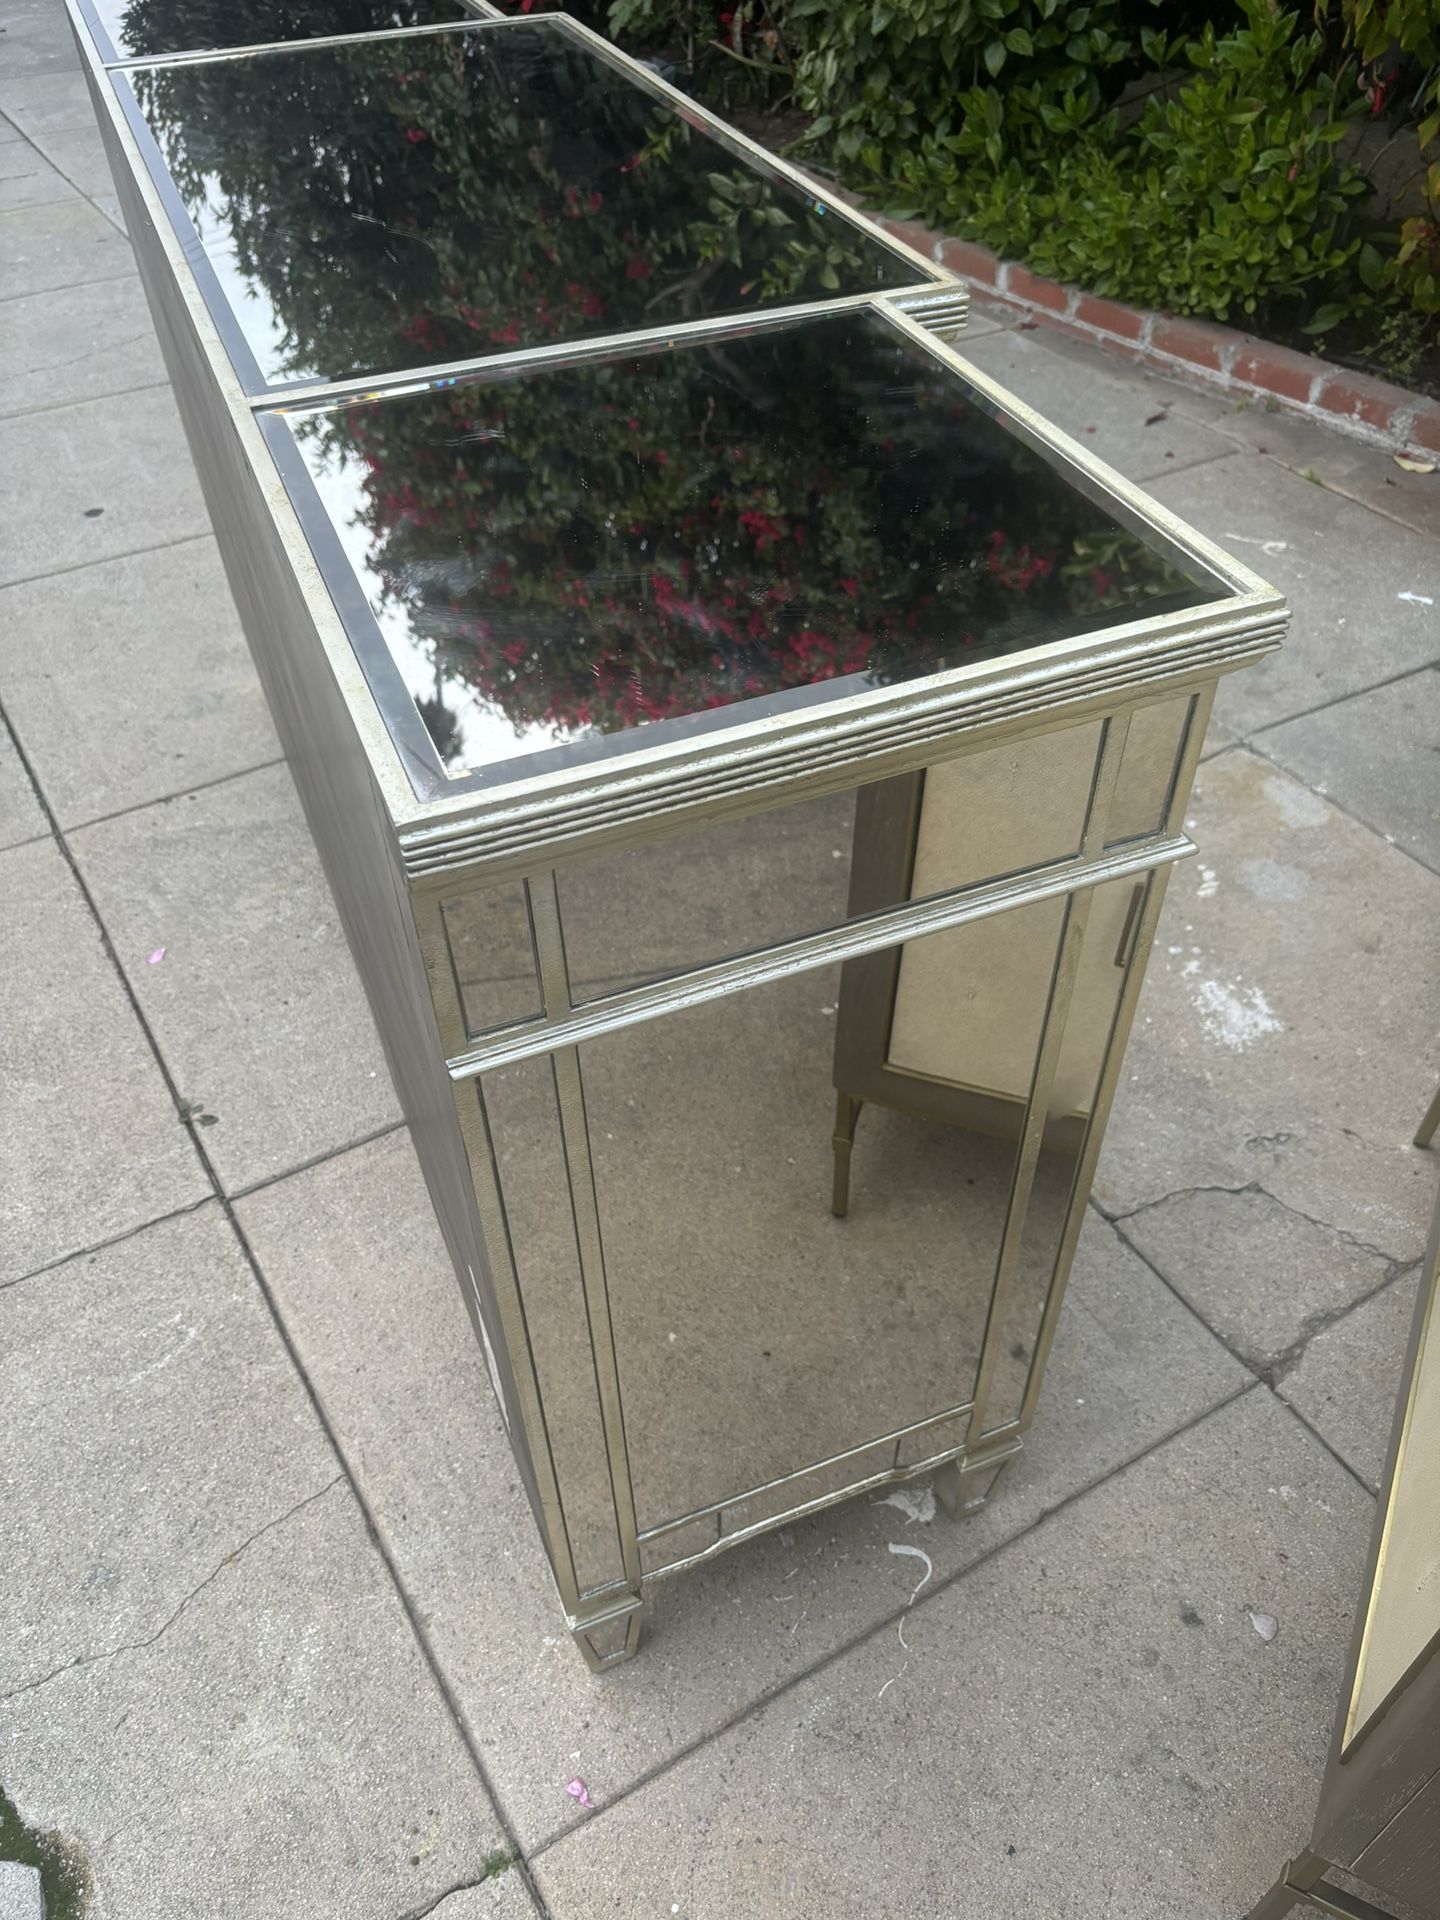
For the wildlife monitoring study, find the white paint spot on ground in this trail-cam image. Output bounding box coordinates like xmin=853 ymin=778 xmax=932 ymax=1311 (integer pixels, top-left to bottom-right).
xmin=1236 ymin=857 xmax=1309 ymax=903
xmin=1222 ymin=532 xmax=1289 ymax=557
xmin=875 ymin=1486 xmax=937 ymax=1525
xmin=1197 ymin=866 xmax=1219 ymax=897
xmin=1263 ymin=777 xmax=1329 ymax=830
xmin=1397 ymin=591 xmax=1434 ymax=607
xmin=1192 ymin=977 xmax=1283 ymax=1051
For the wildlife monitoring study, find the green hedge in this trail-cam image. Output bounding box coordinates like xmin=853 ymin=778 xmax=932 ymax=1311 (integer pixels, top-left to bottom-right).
xmin=609 ymin=0 xmax=1440 ymax=387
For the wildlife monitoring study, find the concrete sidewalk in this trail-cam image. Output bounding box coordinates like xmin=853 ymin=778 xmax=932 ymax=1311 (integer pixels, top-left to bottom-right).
xmin=3 ymin=6 xmax=1439 ymax=1915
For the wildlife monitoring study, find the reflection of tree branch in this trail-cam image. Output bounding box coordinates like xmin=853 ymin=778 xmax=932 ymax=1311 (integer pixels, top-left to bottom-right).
xmin=707 ymin=37 xmax=790 ymax=84
xmin=644 ymin=257 xmax=719 ymax=312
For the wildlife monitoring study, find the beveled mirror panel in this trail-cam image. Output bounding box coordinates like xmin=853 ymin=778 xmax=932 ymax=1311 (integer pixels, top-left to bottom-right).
xmin=268 ymin=308 xmax=1230 ymax=797
xmin=969 ymin=874 xmax=1150 ymax=1441
xmin=579 ymin=909 xmax=1068 ymax=1535
xmin=480 ymin=1053 xmax=628 ymax=1598
xmin=439 ymin=876 xmax=541 ymax=1037
xmin=84 ymin=0 xmax=474 ymax=62
xmin=1105 ymin=694 xmax=1193 ymax=846
xmin=123 ymin=18 xmax=930 ymax=389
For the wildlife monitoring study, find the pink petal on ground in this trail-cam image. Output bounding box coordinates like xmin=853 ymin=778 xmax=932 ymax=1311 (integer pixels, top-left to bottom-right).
xmin=564 ymin=1778 xmax=594 ymax=1809
xmin=147 ymin=947 xmax=166 ymax=964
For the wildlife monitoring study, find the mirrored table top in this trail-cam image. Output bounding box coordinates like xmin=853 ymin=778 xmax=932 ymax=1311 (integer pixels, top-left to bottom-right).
xmin=262 ymin=306 xmax=1232 ymax=796
xmin=81 ymin=0 xmax=475 ymax=62
xmin=116 ymin=16 xmax=933 ymax=390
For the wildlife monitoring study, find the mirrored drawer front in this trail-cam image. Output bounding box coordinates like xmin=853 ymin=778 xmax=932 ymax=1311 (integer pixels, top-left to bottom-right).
xmin=554 ymin=701 xmax=1192 ymax=1004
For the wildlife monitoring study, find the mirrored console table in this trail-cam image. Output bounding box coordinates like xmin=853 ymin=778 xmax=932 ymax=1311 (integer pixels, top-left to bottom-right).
xmin=70 ymin=0 xmax=1286 ymax=1665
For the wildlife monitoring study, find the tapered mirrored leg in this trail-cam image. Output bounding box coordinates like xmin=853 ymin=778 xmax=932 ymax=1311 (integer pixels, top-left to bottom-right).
xmin=934 ymin=1449 xmax=1014 ymax=1520
xmin=831 ymin=1091 xmax=864 ymax=1218
xmin=573 ymin=1602 xmax=644 ymax=1672
xmin=1245 ymin=1853 xmax=1330 ymax=1920
xmin=1415 ymin=1085 xmax=1440 ymax=1149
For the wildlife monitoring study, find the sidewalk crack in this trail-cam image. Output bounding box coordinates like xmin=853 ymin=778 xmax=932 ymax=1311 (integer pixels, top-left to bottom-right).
xmin=1110 ymin=1178 xmax=1407 ymax=1268
xmin=1 ymin=1474 xmax=344 ymax=1705
xmin=398 ymin=1850 xmax=521 ymax=1920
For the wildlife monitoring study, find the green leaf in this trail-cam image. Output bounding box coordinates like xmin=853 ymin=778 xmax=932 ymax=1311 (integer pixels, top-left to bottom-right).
xmin=983 ymin=37 xmax=1007 ymax=76
xmin=1301 ymin=302 xmax=1346 ymax=334
xmin=1004 ymin=26 xmax=1033 ymax=56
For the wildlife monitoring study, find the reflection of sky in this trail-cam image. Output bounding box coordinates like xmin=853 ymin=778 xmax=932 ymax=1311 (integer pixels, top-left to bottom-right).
xmin=190 ymin=181 xmax=294 ymax=384
xmin=303 ymin=429 xmax=559 ymax=777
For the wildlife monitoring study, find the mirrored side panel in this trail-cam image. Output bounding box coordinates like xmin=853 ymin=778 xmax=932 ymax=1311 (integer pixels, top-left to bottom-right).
xmin=1105 ymin=693 xmax=1193 ymax=846
xmin=967 ymin=873 xmax=1152 ymax=1442
xmin=480 ymin=1055 xmax=628 ymax=1600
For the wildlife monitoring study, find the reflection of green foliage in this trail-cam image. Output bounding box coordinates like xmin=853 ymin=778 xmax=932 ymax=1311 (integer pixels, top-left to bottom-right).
xmin=303 ymin=325 xmax=1198 ymax=754
xmin=131 ymin=22 xmax=904 ymax=384
xmin=112 ymin=0 xmax=456 ymax=57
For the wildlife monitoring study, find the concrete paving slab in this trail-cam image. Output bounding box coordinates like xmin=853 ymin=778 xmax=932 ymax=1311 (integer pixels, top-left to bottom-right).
xmin=0 ymin=69 xmax=101 ymax=140
xmin=35 ymin=124 xmax=116 ymax=203
xmin=1254 ymin=665 xmax=1440 ymax=876
xmin=1095 ymin=750 xmax=1440 ymax=1259
xmin=1280 ymin=1269 xmax=1422 ymax=1492
xmin=0 ymin=724 xmax=45 ymax=850
xmin=953 ymin=300 xmax=1006 ymax=338
xmin=1148 ymin=456 xmax=1440 ymax=738
xmin=0 ymin=1485 xmax=511 ymax=1920
xmin=530 ymin=1389 xmax=1371 ymax=1920
xmin=0 ymin=1863 xmax=43 ymax=1920
xmin=0 ymin=1204 xmax=337 ymax=1694
xmin=956 ymin=326 xmax=1235 ymax=483
xmin=426 ymin=1874 xmax=539 ymax=1918
xmin=0 ymin=273 xmax=166 ymax=416
xmin=90 ymin=190 xmax=124 ymax=233
xmin=0 ymin=537 xmax=279 ymax=824
xmin=0 ymin=196 xmax=132 ymax=300
xmin=0 ymin=384 xmax=209 ymax=585
xmin=1170 ymin=387 xmax=1440 ymax=544
xmin=237 ymin=1127 xmax=1244 ymax=1849
xmin=0 ymin=0 xmax=77 ymax=73
xmin=0 ymin=836 xmax=208 ymax=1281
xmin=0 ymin=137 xmax=78 ymax=210
xmin=71 ymin=762 xmax=399 ymax=1192
xmin=1117 ymin=1184 xmax=1398 ymax=1375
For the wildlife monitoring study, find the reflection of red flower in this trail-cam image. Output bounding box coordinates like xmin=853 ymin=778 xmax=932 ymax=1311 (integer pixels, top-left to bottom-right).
xmin=403 ymin=127 xmax=427 ymax=144
xmin=625 ymin=255 xmax=652 ymax=281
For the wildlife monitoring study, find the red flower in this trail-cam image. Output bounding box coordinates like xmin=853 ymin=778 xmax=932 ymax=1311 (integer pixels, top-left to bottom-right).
xmin=403 ymin=127 xmax=428 ymax=145
xmin=625 ymin=255 xmax=652 ymax=281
